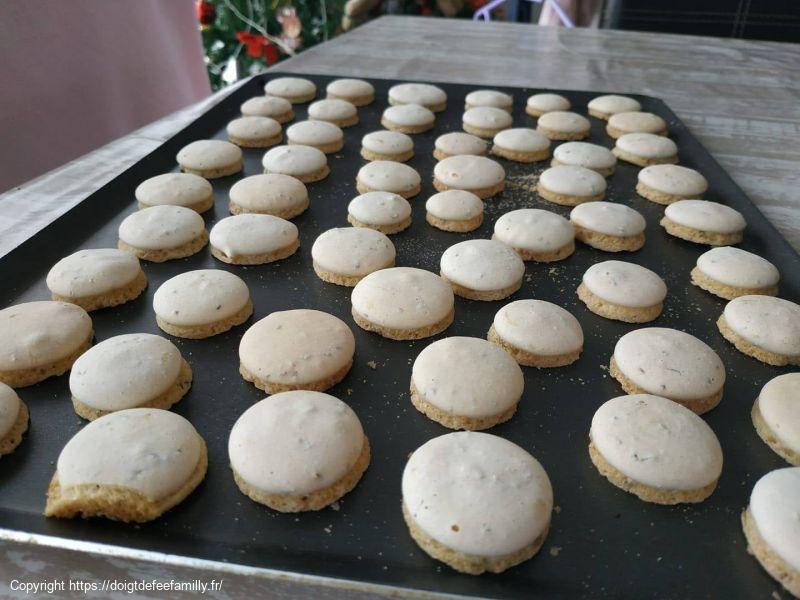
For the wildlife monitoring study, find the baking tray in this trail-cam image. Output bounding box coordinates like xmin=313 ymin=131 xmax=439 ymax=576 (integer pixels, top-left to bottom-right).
xmin=0 ymin=73 xmax=797 ymax=599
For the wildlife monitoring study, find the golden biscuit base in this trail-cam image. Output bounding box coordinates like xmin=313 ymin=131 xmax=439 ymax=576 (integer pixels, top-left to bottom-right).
xmin=380 ymin=117 xmax=434 ymax=135
xmin=72 ymin=358 xmax=193 ymax=421
xmin=355 ymin=181 xmax=420 ymax=200
xmin=44 ymin=438 xmax=208 ymax=522
xmin=180 ymin=159 xmax=243 ymax=179
xmin=742 ymin=508 xmax=800 ymax=598
xmin=464 ymin=102 xmax=512 ymax=113
xmin=327 ymin=92 xmax=373 ymax=107
xmin=588 ymin=439 xmax=718 ymax=504
xmin=550 ymin=158 xmax=614 ymax=177
xmin=240 ymin=358 xmax=352 ymax=395
xmin=690 ymin=266 xmax=777 ymax=300
xmin=118 ymin=230 xmax=208 ymax=263
xmin=52 ymin=270 xmax=147 ymax=313
xmin=287 ymin=138 xmax=343 ymax=155
xmin=137 ymin=193 xmax=215 ymax=214
xmin=232 ymin=435 xmax=370 ymax=512
xmin=278 ymin=91 xmax=316 ymax=104
xmin=347 ymin=214 xmax=412 ymax=235
xmin=211 ymin=238 xmax=299 ymax=266
xmin=463 ymin=123 xmax=508 ymax=139
xmin=352 ymin=306 xmax=454 ymax=341
xmin=311 ymin=114 xmax=358 ymax=128
xmin=409 ymin=381 xmax=518 ymax=431
xmin=265 ymin=165 xmax=329 ymax=184
xmin=0 ymin=331 xmax=93 ymax=389
xmin=612 ymin=146 xmax=678 ymax=167
xmin=536 ymin=126 xmax=588 ymax=141
xmin=537 ymin=182 xmax=603 ymax=206
xmin=229 ymin=196 xmax=309 ymax=219
xmin=636 ymin=182 xmax=697 ymax=205
xmin=717 ymin=314 xmax=799 ymax=367
xmin=752 ymin=397 xmax=800 ymax=465
xmin=587 ymin=108 xmax=612 ymax=120
xmin=441 ymin=273 xmax=522 ymax=302
xmin=228 ymin=132 xmax=282 ymax=148
xmin=573 ymin=224 xmax=645 ymax=252
xmin=426 ymin=212 xmax=483 ymax=233
xmin=402 ymin=502 xmax=549 ymax=575
xmin=157 ymin=298 xmax=253 ymax=340
xmin=432 ymin=178 xmax=504 ymax=200
xmin=360 ymin=148 xmax=414 ymax=163
xmin=506 ymin=240 xmax=575 ymax=263
xmin=312 ymin=259 xmax=394 ymax=287
xmin=577 ymin=282 xmax=662 ymax=323
xmin=0 ymin=401 xmax=29 ymax=456
xmin=609 ymin=355 xmax=722 ymax=415
xmin=267 ymin=109 xmax=295 ymax=124
xmin=660 ymin=216 xmax=743 ymax=246
xmin=488 ymin=325 xmax=582 ymax=368
xmin=492 ymin=146 xmax=551 ymax=164
xmin=606 ymin=124 xmax=668 ymax=139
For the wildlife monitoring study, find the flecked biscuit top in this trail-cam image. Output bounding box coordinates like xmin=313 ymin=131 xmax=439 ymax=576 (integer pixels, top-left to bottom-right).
xmin=239 ymin=310 xmax=355 ymax=387
xmin=210 ymin=214 xmax=298 ymax=258
xmin=135 ymin=173 xmax=212 ymax=209
xmin=226 ymin=116 xmax=281 ymax=141
xmin=153 ymin=269 xmax=250 ymax=327
xmin=570 ymin=202 xmax=646 ymax=237
xmin=357 ymin=161 xmax=420 ymax=194
xmin=402 ymin=431 xmax=553 ymax=557
xmin=0 ymin=301 xmax=92 ymax=372
xmin=608 ymin=111 xmax=667 ymax=135
xmin=613 ymin=328 xmax=725 ymax=401
xmin=426 ymin=190 xmax=483 ymax=221
xmin=240 ymin=95 xmax=292 ymax=118
xmin=312 ymin=227 xmax=395 ymax=277
xmin=46 ymin=249 xmax=142 ymax=298
xmin=286 ymin=120 xmax=343 ymax=146
xmin=388 ymin=83 xmax=447 ymax=108
xmin=723 ymin=295 xmax=800 ymax=356
xmin=262 ymin=145 xmax=327 ymax=177
xmin=229 ymin=173 xmax=308 ymax=213
xmin=664 ymin=200 xmax=746 ymax=234
xmin=326 ymin=78 xmax=374 ymax=99
xmin=176 ymin=140 xmax=242 ymax=171
xmin=69 ymin=334 xmax=183 ymax=412
xmin=591 ymin=394 xmax=723 ymax=490
xmin=412 ymin=337 xmax=524 ymax=418
xmin=493 ymin=128 xmax=550 ymax=153
xmin=0 ymin=383 xmax=21 ymax=439
xmin=465 ymin=90 xmax=513 ymax=110
xmin=493 ymin=299 xmax=584 ymax=356
xmin=462 ymin=106 xmax=513 ymax=131
xmin=616 ymin=133 xmax=678 ymax=158
xmin=382 ymin=103 xmax=435 ymax=127
xmin=57 ymin=408 xmax=202 ymax=501
xmin=441 ymin=239 xmax=525 ymax=292
xmin=750 ymin=467 xmax=800 ymax=572
xmin=434 ymin=155 xmax=505 ymax=190
xmin=537 ymin=111 xmax=590 ymax=133
xmin=308 ymin=99 xmax=357 ymax=122
xmin=493 ymin=208 xmax=574 ymax=253
xmin=434 ymin=132 xmax=488 ymax=157
xmin=588 ymin=95 xmax=642 ymax=116
xmin=638 ymin=165 xmax=708 ymax=196
xmin=696 ymin=247 xmax=779 ymax=289
xmin=583 ymin=260 xmax=667 ymax=308
xmin=361 ymin=130 xmax=413 ymax=155
xmin=348 ymin=191 xmax=412 ymax=226
xmin=228 ymin=391 xmax=364 ymax=495
xmin=758 ymin=373 xmax=800 ymax=453
xmin=539 ymin=165 xmax=607 ymax=197
xmin=553 ymin=142 xmax=616 ymax=171
xmin=119 ymin=205 xmax=205 ymax=250
xmin=526 ymin=93 xmax=570 ymax=113
xmin=351 ymin=267 xmax=454 ymax=331
xmin=263 ymin=77 xmax=316 ymax=100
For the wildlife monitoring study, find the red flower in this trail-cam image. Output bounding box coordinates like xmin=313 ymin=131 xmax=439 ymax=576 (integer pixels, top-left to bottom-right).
xmin=196 ymin=1 xmax=216 ymax=26
xmin=236 ymin=31 xmax=278 ymax=63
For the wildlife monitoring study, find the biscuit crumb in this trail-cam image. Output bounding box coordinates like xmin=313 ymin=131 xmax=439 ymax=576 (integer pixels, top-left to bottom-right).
xmin=554 ymin=505 xmax=562 ymax=514
xmin=549 ymin=546 xmax=562 ymax=557
xmin=367 ymin=360 xmax=377 ymax=370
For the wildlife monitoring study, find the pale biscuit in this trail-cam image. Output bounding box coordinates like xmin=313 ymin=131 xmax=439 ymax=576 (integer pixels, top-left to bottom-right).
xmin=464 ymin=90 xmax=512 ymax=112
xmin=492 ymin=208 xmax=574 ymax=262
xmin=525 ymin=93 xmax=570 ymax=117
xmin=262 ymin=145 xmax=329 ymax=183
xmin=312 ymin=227 xmax=395 ymax=286
xmin=537 ymin=165 xmax=606 ymax=206
xmin=325 ymin=78 xmax=374 ymax=106
xmin=226 ymin=116 xmax=282 ymax=147
xmin=135 ymin=173 xmax=214 ymax=213
xmin=536 ymin=111 xmax=590 ymax=141
xmin=578 ymin=260 xmax=666 ymax=323
xmin=551 ymin=141 xmax=616 ymax=176
xmin=433 ymin=155 xmax=505 ymax=199
xmin=210 ymin=214 xmax=299 ymax=265
xmin=717 ymin=295 xmax=800 ymax=366
xmin=440 ymin=239 xmax=525 ymax=301
xmin=0 ymin=302 xmax=93 ymax=388
xmin=462 ymin=106 xmax=513 ymax=138
xmin=636 ymin=164 xmax=708 ymax=205
xmin=356 ymin=161 xmax=421 ymax=198
xmin=229 ymin=173 xmax=309 ymax=218
xmin=433 ymin=132 xmax=487 ymax=161
xmin=425 ymin=190 xmax=484 ymax=233
xmin=381 ymin=103 xmax=435 ymax=134
xmin=570 ymin=201 xmax=646 ymax=252
xmin=587 ymin=94 xmax=641 ymax=120
xmin=661 ymin=199 xmax=745 ymax=245
xmin=490 ymin=128 xmax=551 ymax=163
xmin=752 ymin=374 xmax=800 ymax=465
xmin=118 ymin=205 xmax=208 ymax=262
xmin=176 ymin=140 xmax=242 ymax=178
xmin=606 ymin=111 xmax=667 ymax=138
xmin=229 ymin=391 xmax=369 ymax=512
xmin=307 ymin=98 xmax=358 ymax=127
xmin=388 ymin=82 xmax=447 ymax=112
xmin=360 ymin=130 xmax=414 ymax=162
xmin=0 ymin=383 xmax=29 ymax=456
xmin=286 ymin=120 xmax=344 ymax=153
xmin=613 ymin=132 xmax=678 ymax=166
xmin=691 ymin=246 xmax=779 ymax=300
xmin=240 ymin=95 xmax=294 ymax=123
xmin=263 ymin=77 xmax=316 ymax=103
xmin=46 ymin=249 xmax=147 ymax=312
xmin=347 ymin=191 xmax=412 ymax=234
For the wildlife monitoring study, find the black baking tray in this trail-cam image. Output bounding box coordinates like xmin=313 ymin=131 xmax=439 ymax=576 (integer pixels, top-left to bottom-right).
xmin=0 ymin=73 xmax=797 ymax=599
